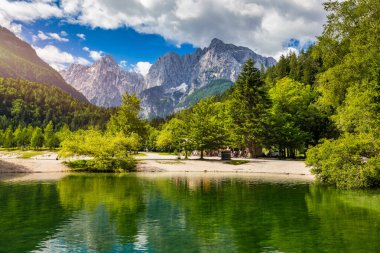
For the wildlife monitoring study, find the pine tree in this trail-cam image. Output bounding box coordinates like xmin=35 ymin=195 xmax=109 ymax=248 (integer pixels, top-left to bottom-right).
xmin=229 ymin=59 xmax=271 ymax=158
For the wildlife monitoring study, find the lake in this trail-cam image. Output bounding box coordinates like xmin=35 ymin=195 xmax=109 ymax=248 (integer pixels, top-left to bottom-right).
xmin=0 ymin=173 xmax=379 ymax=253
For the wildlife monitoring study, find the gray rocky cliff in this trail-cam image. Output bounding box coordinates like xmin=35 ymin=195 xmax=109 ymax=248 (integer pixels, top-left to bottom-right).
xmin=60 ymin=55 xmax=145 ymax=107
xmin=140 ymin=38 xmax=276 ymax=118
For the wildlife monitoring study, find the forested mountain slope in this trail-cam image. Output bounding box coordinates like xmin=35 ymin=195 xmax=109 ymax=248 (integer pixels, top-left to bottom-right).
xmin=0 ymin=26 xmax=87 ymax=102
xmin=0 ymin=78 xmax=111 ymax=130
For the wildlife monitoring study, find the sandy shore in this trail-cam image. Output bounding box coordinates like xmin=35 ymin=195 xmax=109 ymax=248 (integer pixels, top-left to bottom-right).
xmin=0 ymin=152 xmax=313 ymax=179
xmin=137 ymin=152 xmax=313 ymax=177
xmin=0 ymin=159 xmax=68 ymax=173
xmin=137 ymin=159 xmax=312 ymax=176
xmin=0 ymin=151 xmax=68 ymax=173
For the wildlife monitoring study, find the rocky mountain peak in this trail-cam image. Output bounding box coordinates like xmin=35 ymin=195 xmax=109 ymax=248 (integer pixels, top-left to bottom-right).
xmin=209 ymin=38 xmax=225 ymax=48
xmin=61 ymin=56 xmax=145 ymax=107
xmin=95 ymin=54 xmax=118 ymax=67
xmin=140 ymin=38 xmax=277 ymax=118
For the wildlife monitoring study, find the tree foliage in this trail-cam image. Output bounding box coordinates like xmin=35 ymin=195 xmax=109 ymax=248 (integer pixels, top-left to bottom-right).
xmin=188 ymin=99 xmax=227 ymax=158
xmin=306 ymin=0 xmax=380 ymax=188
xmin=59 ymin=130 xmax=136 ymax=172
xmin=30 ymin=127 xmax=44 ymax=150
xmin=229 ymin=59 xmax=270 ymax=157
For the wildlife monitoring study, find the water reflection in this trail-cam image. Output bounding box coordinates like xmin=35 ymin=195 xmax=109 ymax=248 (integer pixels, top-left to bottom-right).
xmin=0 ymin=173 xmax=379 ymax=253
xmin=0 ymin=181 xmax=68 ymax=253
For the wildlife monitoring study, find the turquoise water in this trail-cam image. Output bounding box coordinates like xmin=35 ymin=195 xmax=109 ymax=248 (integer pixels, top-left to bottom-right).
xmin=0 ymin=173 xmax=379 ymax=253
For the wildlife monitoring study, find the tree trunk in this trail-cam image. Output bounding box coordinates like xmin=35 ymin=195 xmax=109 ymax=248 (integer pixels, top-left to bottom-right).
xmin=184 ymin=147 xmax=188 ymax=159
xmin=248 ymin=146 xmax=256 ymax=158
xmin=184 ymin=143 xmax=188 ymax=160
xmin=200 ymin=150 xmax=204 ymax=159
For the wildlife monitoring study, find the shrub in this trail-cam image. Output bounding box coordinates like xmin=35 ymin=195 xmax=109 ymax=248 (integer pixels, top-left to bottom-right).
xmin=65 ymin=157 xmax=136 ymax=172
xmin=306 ymin=133 xmax=380 ymax=189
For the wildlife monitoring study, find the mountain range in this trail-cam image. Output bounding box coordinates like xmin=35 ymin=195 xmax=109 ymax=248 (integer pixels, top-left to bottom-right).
xmin=61 ymin=38 xmax=276 ymax=118
xmin=0 ymin=27 xmax=87 ymax=102
xmin=0 ymin=26 xmax=276 ymax=118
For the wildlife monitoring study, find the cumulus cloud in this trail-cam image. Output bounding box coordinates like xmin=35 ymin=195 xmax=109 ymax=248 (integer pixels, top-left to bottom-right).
xmin=133 ymin=61 xmax=152 ymax=76
xmin=76 ymin=33 xmax=86 ymax=40
xmin=48 ymin=32 xmax=69 ymax=41
xmin=33 ymin=30 xmax=69 ymax=42
xmin=274 ymin=47 xmax=299 ymax=61
xmin=0 ymin=0 xmax=62 ymax=22
xmin=83 ymin=46 xmax=104 ymax=61
xmin=57 ymin=0 xmax=326 ymax=56
xmin=34 ymin=44 xmax=90 ymax=70
xmin=60 ymin=30 xmax=68 ymax=36
xmin=0 ymin=11 xmax=23 ymax=37
xmin=0 ymin=0 xmax=327 ymax=57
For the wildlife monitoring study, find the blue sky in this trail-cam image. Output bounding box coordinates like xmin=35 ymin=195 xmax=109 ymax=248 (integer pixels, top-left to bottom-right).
xmin=0 ymin=0 xmax=326 ymax=74
xmin=21 ymin=18 xmax=196 ymax=71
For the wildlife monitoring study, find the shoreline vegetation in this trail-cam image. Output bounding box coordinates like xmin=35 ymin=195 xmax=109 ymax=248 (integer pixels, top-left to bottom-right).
xmin=0 ymin=0 xmax=379 ymax=189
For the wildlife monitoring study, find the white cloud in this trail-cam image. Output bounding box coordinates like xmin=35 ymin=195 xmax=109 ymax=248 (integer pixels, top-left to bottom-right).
xmin=119 ymin=60 xmax=128 ymax=68
xmin=60 ymin=30 xmax=68 ymax=36
xmin=0 ymin=0 xmax=327 ymax=58
xmin=37 ymin=30 xmax=49 ymax=40
xmin=274 ymin=47 xmax=299 ymax=61
xmin=76 ymin=33 xmax=86 ymax=40
xmin=34 ymin=30 xmax=69 ymax=42
xmin=48 ymin=32 xmax=69 ymax=41
xmin=133 ymin=61 xmax=152 ymax=76
xmin=0 ymin=0 xmax=62 ymax=22
xmin=0 ymin=11 xmax=23 ymax=37
xmin=34 ymin=44 xmax=90 ymax=70
xmin=83 ymin=46 xmax=103 ymax=61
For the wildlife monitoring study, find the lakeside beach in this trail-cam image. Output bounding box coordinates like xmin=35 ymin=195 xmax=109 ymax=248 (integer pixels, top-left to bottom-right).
xmin=0 ymin=151 xmax=312 ymax=178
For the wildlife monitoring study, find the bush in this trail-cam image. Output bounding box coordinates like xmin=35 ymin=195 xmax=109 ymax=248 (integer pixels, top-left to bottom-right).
xmin=65 ymin=157 xmax=136 ymax=172
xmin=306 ymin=133 xmax=380 ymax=189
xmin=59 ymin=130 xmax=138 ymax=172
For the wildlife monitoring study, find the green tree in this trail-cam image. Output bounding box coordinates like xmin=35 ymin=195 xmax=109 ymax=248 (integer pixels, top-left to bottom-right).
xmin=145 ymin=126 xmax=159 ymax=152
xmin=306 ymin=0 xmax=380 ymax=188
xmin=0 ymin=129 xmax=3 ymax=147
xmin=107 ymin=93 xmax=147 ymax=138
xmin=333 ymin=83 xmax=379 ymax=134
xmin=229 ymin=59 xmax=270 ymax=157
xmin=156 ymin=118 xmax=189 ymax=156
xmin=316 ymin=0 xmax=380 ymax=110
xmin=13 ymin=125 xmax=23 ymax=148
xmin=59 ymin=130 xmax=136 ymax=172
xmin=306 ymin=133 xmax=380 ymax=189
xmin=189 ymin=98 xmax=227 ymax=159
xmin=30 ymin=127 xmax=44 ymax=150
xmin=56 ymin=124 xmax=72 ymax=144
xmin=268 ymin=77 xmax=316 ymax=157
xmin=3 ymin=127 xmax=14 ymax=148
xmin=44 ymin=121 xmax=58 ymax=149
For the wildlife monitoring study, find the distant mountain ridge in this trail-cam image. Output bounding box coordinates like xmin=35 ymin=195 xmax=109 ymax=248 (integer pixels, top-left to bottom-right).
xmin=0 ymin=26 xmax=87 ymax=102
xmin=60 ymin=55 xmax=145 ymax=107
xmin=61 ymin=38 xmax=276 ymax=118
xmin=140 ymin=38 xmax=276 ymax=118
